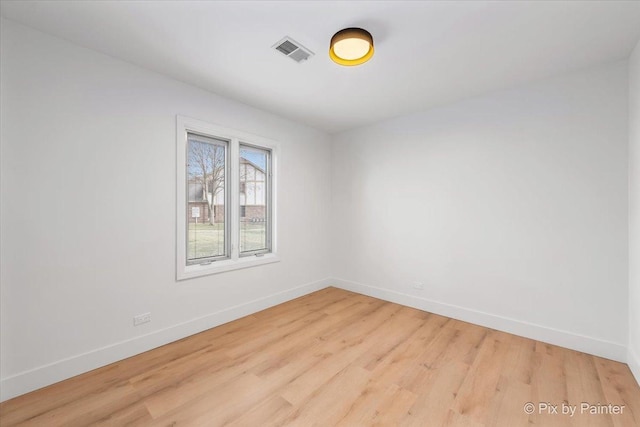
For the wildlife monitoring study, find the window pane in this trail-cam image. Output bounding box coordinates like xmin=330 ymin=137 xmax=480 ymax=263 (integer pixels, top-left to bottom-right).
xmin=187 ymin=133 xmax=227 ymax=262
xmin=240 ymin=145 xmax=270 ymax=254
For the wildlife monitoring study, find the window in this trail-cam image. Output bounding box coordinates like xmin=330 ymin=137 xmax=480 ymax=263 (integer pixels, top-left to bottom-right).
xmin=240 ymin=144 xmax=271 ymax=255
xmin=177 ymin=116 xmax=278 ymax=280
xmin=187 ymin=133 xmax=228 ymax=264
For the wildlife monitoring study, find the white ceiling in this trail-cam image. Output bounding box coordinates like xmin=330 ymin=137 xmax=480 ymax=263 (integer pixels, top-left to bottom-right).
xmin=2 ymin=1 xmax=640 ymax=133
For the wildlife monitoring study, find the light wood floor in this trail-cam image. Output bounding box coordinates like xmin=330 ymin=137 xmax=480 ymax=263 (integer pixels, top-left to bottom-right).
xmin=1 ymin=287 xmax=639 ymax=426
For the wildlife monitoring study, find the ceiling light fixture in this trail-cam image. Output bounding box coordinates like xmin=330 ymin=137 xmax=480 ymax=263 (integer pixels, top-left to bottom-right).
xmin=329 ymin=28 xmax=374 ymax=66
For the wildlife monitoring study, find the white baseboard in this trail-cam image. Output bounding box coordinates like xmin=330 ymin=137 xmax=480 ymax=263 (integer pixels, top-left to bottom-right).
xmin=628 ymin=347 xmax=640 ymax=387
xmin=331 ymin=278 xmax=627 ymax=363
xmin=0 ymin=277 xmax=333 ymax=402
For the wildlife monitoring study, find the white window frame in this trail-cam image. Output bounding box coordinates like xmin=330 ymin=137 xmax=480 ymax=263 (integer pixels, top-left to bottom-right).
xmin=176 ymin=116 xmax=279 ymax=280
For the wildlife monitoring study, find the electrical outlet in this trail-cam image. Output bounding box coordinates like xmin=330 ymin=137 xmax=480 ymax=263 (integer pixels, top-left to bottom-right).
xmin=412 ymin=282 xmax=424 ymax=290
xmin=133 ymin=312 xmax=151 ymax=326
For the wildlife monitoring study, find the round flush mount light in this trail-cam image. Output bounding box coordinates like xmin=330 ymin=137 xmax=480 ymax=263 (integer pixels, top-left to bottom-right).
xmin=329 ymin=28 xmax=374 ymax=66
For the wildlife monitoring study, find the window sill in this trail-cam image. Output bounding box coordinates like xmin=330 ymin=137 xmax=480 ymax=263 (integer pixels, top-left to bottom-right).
xmin=177 ymin=253 xmax=280 ymax=281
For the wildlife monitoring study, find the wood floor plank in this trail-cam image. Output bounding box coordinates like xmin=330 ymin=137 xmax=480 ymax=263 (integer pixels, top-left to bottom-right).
xmin=147 ymin=372 xmax=264 ymax=426
xmin=594 ymin=357 xmax=640 ymax=427
xmin=278 ymin=302 xmax=401 ymax=405
xmin=564 ymin=350 xmax=615 ymax=427
xmin=451 ymin=331 xmax=511 ymax=424
xmin=367 ymin=385 xmax=417 ymax=426
xmin=394 ymin=318 xmax=460 ymax=392
xmin=249 ymin=298 xmax=385 ymax=378
xmin=1 ymin=287 xmax=639 ymax=427
xmin=485 ymin=376 xmax=532 ymax=427
xmin=4 ymin=381 xmax=148 ymax=427
xmin=334 ymin=381 xmax=410 ymax=426
xmin=529 ymin=350 xmax=572 ymax=427
xmin=225 ymin=395 xmax=293 ymax=427
xmin=279 ymin=365 xmax=372 ymax=426
xmin=367 ymin=312 xmax=443 ymax=366
xmin=401 ymin=359 xmax=472 ymax=426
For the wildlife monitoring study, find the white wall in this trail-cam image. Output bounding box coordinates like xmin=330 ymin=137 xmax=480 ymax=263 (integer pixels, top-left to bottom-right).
xmin=0 ymin=19 xmax=332 ymax=400
xmin=331 ymin=62 xmax=629 ymax=361
xmin=629 ymin=39 xmax=640 ymax=384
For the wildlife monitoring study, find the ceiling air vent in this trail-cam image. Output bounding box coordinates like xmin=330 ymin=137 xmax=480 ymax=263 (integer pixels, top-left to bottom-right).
xmin=273 ymin=37 xmax=314 ymax=63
